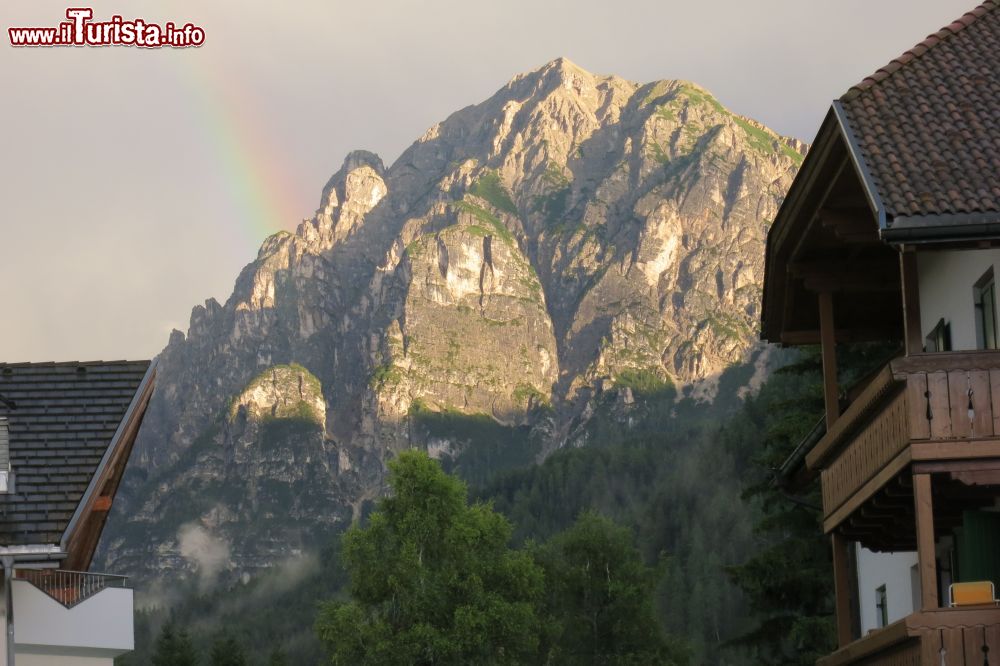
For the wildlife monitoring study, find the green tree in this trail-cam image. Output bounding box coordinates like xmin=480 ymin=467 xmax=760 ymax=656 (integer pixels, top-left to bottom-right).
xmin=726 ymin=344 xmax=896 ymax=664
xmin=151 ymin=620 xmax=198 ymax=666
xmin=723 ymin=350 xmax=834 ymax=664
xmin=536 ymin=512 xmax=689 ymax=665
xmin=315 ymin=450 xmax=544 ymax=665
xmin=209 ymin=632 xmax=248 ymax=666
xmin=268 ymin=648 xmax=289 ymax=666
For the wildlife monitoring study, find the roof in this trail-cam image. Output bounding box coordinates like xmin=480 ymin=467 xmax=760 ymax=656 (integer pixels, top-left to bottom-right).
xmin=839 ymin=0 xmax=1000 ymax=235
xmin=761 ymin=1 xmax=1000 ymax=342
xmin=0 ymin=361 xmax=152 ymax=548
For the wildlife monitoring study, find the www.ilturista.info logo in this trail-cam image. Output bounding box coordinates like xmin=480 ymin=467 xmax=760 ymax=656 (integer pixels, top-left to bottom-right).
xmin=8 ymin=8 xmax=205 ymax=48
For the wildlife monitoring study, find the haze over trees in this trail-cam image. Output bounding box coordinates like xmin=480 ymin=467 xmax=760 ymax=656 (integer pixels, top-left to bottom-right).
xmin=315 ymin=451 xmax=685 ymax=665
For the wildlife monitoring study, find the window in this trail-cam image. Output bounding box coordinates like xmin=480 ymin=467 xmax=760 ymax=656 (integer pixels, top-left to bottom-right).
xmin=875 ymin=585 xmax=888 ymax=628
xmin=925 ymin=318 xmax=952 ymax=352
xmin=975 ymin=268 xmax=998 ymax=350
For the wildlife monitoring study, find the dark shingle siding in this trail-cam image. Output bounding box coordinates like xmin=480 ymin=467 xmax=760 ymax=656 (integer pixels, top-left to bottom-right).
xmin=0 ymin=361 xmax=150 ymax=546
xmin=839 ymin=0 xmax=1000 ymax=221
xmin=0 ymin=418 xmax=8 ymax=469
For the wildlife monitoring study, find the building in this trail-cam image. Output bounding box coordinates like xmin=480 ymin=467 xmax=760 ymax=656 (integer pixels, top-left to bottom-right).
xmin=0 ymin=361 xmax=155 ymax=666
xmin=762 ymin=1 xmax=1000 ymax=663
xmin=762 ymin=0 xmax=1000 ymax=666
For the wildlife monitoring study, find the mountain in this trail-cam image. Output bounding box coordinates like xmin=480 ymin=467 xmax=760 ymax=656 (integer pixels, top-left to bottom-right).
xmin=97 ymin=58 xmax=804 ymax=586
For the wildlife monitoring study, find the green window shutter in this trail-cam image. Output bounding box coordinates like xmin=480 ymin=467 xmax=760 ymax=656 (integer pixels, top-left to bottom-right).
xmin=956 ymin=510 xmax=1000 ymax=586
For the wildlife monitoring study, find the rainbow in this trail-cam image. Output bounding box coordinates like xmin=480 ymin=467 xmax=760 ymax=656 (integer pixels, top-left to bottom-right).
xmin=168 ymin=45 xmax=306 ymax=256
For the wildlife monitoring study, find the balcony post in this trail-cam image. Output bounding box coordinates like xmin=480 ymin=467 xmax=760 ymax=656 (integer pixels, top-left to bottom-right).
xmin=819 ymin=291 xmax=840 ymax=426
xmin=913 ymin=473 xmax=938 ymax=609
xmin=831 ymin=532 xmax=854 ymax=647
xmin=900 ymin=249 xmax=922 ymax=356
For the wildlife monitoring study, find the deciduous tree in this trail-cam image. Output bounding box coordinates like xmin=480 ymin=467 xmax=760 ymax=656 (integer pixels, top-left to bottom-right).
xmin=316 ymin=450 xmax=544 ymax=665
xmin=536 ymin=511 xmax=689 ymax=665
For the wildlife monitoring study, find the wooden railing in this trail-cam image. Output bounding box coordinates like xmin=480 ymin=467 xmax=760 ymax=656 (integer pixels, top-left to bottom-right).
xmin=815 ymin=352 xmax=1000 ymax=519
xmin=908 ymin=608 xmax=1000 ymax=665
xmin=898 ymin=365 xmax=1000 ymax=441
xmin=822 ymin=390 xmax=909 ymax=515
xmin=820 ymin=608 xmax=1000 ymax=665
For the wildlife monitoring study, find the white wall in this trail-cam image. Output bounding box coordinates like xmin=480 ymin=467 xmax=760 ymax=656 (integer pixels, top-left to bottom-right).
xmin=917 ymin=249 xmax=1000 ymax=350
xmin=16 ymin=650 xmax=113 ymax=666
xmin=12 ymin=581 xmax=133 ymax=657
xmin=855 ymin=546 xmax=919 ymax=634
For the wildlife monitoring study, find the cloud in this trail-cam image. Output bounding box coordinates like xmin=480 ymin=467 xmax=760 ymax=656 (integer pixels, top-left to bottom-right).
xmin=177 ymin=522 xmax=232 ymax=590
xmin=214 ymin=551 xmax=322 ymax=618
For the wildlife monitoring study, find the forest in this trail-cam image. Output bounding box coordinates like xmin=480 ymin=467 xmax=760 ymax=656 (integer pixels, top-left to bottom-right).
xmin=120 ymin=343 xmax=895 ymax=665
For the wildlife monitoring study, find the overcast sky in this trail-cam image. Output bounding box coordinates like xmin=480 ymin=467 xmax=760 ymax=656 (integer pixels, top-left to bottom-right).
xmin=0 ymin=0 xmax=978 ymax=361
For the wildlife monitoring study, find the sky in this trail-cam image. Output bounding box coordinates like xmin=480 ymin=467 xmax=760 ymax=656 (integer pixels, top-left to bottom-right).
xmin=0 ymin=0 xmax=979 ymax=361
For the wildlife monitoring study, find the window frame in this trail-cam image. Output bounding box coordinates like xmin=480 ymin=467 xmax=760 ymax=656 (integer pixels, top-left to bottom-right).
xmin=925 ymin=318 xmax=952 ymax=352
xmin=875 ymin=584 xmax=888 ymax=628
xmin=974 ymin=268 xmax=998 ymax=350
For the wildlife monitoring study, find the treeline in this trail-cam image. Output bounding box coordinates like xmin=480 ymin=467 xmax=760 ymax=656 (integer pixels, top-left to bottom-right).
xmin=124 ymin=345 xmax=897 ymax=665
xmin=316 ymin=451 xmax=688 ymax=665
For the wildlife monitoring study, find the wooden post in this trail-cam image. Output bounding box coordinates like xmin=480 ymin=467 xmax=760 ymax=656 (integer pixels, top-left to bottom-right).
xmin=900 ymin=250 xmax=923 ymax=356
xmin=913 ymin=473 xmax=938 ymax=610
xmin=832 ymin=532 xmax=854 ymax=647
xmin=819 ymin=291 xmax=840 ymax=427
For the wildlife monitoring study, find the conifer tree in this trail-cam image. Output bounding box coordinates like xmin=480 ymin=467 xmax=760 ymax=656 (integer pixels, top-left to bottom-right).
xmin=151 ymin=619 xmax=198 ymax=666
xmin=209 ymin=632 xmax=249 ymax=666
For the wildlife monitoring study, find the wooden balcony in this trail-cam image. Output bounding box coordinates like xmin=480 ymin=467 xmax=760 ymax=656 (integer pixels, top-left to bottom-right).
xmin=818 ymin=608 xmax=1000 ymax=666
xmin=808 ymin=351 xmax=1000 ymax=533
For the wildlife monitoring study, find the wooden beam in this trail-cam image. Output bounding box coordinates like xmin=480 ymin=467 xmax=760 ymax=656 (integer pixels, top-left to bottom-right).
xmin=819 ymin=291 xmax=840 ymax=428
xmin=912 ymin=458 xmax=1000 ymax=474
xmin=913 ymin=473 xmax=938 ymax=610
xmin=890 ymin=350 xmax=1000 ymax=375
xmin=789 ymin=157 xmax=850 ymax=260
xmin=907 ymin=606 xmax=1000 ymax=630
xmin=870 ymin=495 xmax=913 ymax=509
xmin=832 ymin=532 xmax=854 ymax=648
xmin=816 ymin=617 xmax=911 ymax=666
xmin=911 ymin=439 xmax=1000 ymax=462
xmin=780 ymin=328 xmax=899 ymax=345
xmin=900 ymin=250 xmax=923 ymax=355
xmin=818 ymin=207 xmax=878 ymax=234
xmin=949 ymin=469 xmax=1000 ymax=486
xmin=803 ymin=275 xmax=901 ymax=293
xmin=62 ymin=367 xmax=156 ymax=571
xmin=93 ymin=496 xmax=112 ymax=512
xmin=791 ymin=260 xmax=899 ymax=293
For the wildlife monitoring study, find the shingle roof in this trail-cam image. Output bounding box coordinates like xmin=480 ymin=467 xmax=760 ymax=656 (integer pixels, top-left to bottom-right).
xmin=0 ymin=361 xmax=150 ymax=546
xmin=839 ymin=0 xmax=1000 ymax=222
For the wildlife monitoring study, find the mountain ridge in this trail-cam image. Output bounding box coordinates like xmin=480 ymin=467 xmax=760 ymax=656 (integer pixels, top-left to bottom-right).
xmin=98 ymin=58 xmax=805 ymax=584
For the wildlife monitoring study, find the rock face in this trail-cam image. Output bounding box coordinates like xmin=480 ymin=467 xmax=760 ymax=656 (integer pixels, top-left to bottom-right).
xmin=98 ymin=59 xmax=804 ymax=584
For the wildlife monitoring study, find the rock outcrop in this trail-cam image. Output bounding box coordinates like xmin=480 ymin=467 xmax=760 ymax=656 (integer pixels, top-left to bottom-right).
xmin=98 ymin=58 xmax=804 ymax=584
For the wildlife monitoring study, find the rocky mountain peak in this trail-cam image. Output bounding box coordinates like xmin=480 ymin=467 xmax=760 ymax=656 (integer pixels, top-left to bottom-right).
xmin=298 ymin=150 xmax=389 ymax=251
xmin=511 ymin=56 xmax=607 ymax=96
xmin=100 ymin=61 xmax=805 ymax=584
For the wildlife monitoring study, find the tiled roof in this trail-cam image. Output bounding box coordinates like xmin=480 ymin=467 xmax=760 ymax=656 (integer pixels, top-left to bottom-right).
xmin=839 ymin=0 xmax=1000 ymax=221
xmin=0 ymin=361 xmax=150 ymax=546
